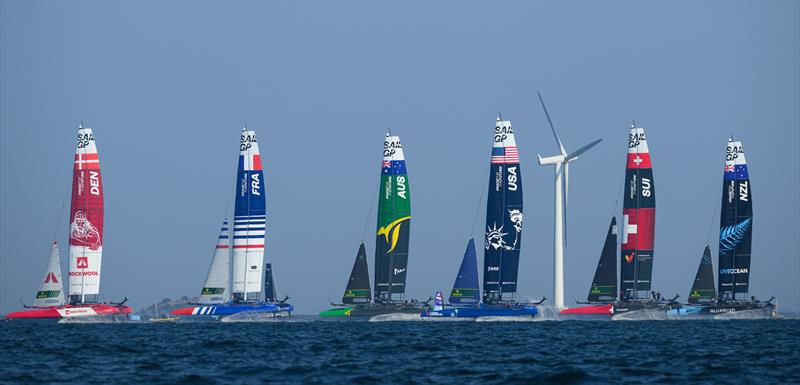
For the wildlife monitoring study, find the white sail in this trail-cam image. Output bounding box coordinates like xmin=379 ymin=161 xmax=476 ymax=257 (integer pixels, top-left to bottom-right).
xmin=68 ymin=125 xmax=104 ymax=302
xmin=200 ymin=218 xmax=230 ymax=304
xmin=232 ymin=128 xmax=267 ymax=300
xmin=34 ymin=241 xmax=65 ymax=307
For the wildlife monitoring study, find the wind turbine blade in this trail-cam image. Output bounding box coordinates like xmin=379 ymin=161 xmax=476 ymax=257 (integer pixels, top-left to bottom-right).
xmin=566 ymin=138 xmax=602 ymax=161
xmin=564 ymin=162 xmax=569 ymax=247
xmin=537 ymin=91 xmax=566 ymax=156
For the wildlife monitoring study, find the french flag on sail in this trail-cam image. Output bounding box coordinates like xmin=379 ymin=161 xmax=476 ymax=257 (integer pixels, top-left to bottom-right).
xmin=491 ymin=146 xmax=519 ymax=164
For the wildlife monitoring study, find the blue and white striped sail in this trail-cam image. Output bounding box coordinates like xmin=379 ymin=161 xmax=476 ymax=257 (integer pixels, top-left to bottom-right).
xmin=232 ymin=128 xmax=267 ymax=301
xmin=200 ymin=219 xmax=230 ymax=304
xmin=449 ymin=238 xmax=480 ymax=305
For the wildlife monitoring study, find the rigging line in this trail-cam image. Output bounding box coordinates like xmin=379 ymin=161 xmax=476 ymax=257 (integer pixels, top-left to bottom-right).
xmin=51 ymin=201 xmax=67 ymax=242
xmin=360 ymin=157 xmax=381 ymax=243
xmin=705 ymin=184 xmax=720 ymax=246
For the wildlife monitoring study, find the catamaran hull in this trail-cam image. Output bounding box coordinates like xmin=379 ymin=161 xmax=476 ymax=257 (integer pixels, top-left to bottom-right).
xmin=559 ymin=303 xmax=614 ymax=316
xmin=6 ymin=304 xmax=133 ymax=319
xmin=612 ymin=301 xmax=680 ymax=320
xmin=421 ymin=306 xmax=538 ymax=319
xmin=666 ymin=303 xmax=777 ymax=319
xmin=320 ymin=304 xmax=427 ymax=317
xmin=171 ymin=303 xmax=288 ymax=316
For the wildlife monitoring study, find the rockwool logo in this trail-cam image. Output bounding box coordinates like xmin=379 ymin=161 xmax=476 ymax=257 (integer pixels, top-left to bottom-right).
xmin=77 ymin=256 xmax=89 ymax=269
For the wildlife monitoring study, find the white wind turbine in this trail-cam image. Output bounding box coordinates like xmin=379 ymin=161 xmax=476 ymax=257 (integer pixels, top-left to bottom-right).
xmin=536 ymin=91 xmax=602 ymax=310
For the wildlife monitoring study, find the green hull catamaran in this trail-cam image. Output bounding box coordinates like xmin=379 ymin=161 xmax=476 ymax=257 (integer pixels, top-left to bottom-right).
xmin=320 ymin=133 xmax=427 ymax=317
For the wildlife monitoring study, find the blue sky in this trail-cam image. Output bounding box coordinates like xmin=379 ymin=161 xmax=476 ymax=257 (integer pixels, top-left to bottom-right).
xmin=1 ymin=1 xmax=798 ymax=314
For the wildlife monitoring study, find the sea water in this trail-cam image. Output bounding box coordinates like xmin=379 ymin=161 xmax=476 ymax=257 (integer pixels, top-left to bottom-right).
xmin=1 ymin=317 xmax=798 ymax=384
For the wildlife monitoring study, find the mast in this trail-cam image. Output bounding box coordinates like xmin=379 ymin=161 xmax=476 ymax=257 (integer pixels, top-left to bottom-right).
xmin=232 ymin=127 xmax=266 ymax=302
xmin=68 ymin=123 xmax=104 ymax=304
xmin=483 ymin=117 xmax=523 ymax=304
xmin=343 ymin=243 xmax=372 ymax=304
xmin=620 ymin=124 xmax=656 ymax=302
xmin=587 ymin=217 xmax=617 ymax=303
xmin=718 ymin=138 xmax=752 ymax=303
xmin=374 ymin=133 xmax=411 ymax=304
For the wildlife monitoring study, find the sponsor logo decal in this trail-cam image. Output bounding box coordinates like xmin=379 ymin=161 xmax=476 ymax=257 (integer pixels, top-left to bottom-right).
xmin=44 ymin=272 xmax=59 ymax=283
xmin=494 ymin=124 xmax=513 ymax=143
xmin=240 ymin=133 xmax=257 ymax=151
xmin=625 ymin=252 xmax=634 ymax=263
xmin=77 ymin=132 xmax=94 ymax=148
xmin=377 ymin=216 xmax=411 ymax=254
xmin=70 ymin=211 xmax=101 ymax=249
xmin=628 ymin=132 xmax=646 ymax=148
xmin=76 ymin=256 xmax=89 ymax=269
xmin=719 ymin=268 xmax=748 ymax=275
xmin=393 ymin=267 xmax=405 ymax=275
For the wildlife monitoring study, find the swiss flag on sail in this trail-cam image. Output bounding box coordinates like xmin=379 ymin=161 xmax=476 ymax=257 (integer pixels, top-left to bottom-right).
xmin=621 ymin=208 xmax=655 ymax=250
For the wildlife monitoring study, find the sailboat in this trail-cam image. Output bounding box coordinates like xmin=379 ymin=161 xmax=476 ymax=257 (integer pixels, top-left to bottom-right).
xmin=172 ymin=127 xmax=293 ymax=317
xmin=668 ymin=138 xmax=776 ymax=318
xmin=321 ymin=133 xmax=428 ymax=317
xmin=150 ymin=302 xmax=179 ymax=322
xmin=611 ymin=124 xmax=680 ymax=316
xmin=8 ymin=123 xmax=132 ymax=319
xmin=319 ymin=243 xmax=372 ymax=317
xmin=559 ymin=217 xmax=617 ymax=316
xmin=423 ymin=117 xmax=540 ymax=318
xmin=421 ymin=238 xmax=488 ymax=318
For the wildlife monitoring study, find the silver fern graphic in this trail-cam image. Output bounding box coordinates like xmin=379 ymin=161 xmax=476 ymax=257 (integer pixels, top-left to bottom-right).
xmin=719 ymin=218 xmax=752 ymax=255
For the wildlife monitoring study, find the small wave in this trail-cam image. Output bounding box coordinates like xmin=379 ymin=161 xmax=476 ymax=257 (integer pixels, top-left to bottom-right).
xmin=368 ymin=313 xmax=422 ymax=322
xmin=612 ymin=309 xmax=667 ymax=321
xmin=57 ymin=315 xmax=139 ymax=324
xmin=475 ymin=316 xmax=535 ymax=322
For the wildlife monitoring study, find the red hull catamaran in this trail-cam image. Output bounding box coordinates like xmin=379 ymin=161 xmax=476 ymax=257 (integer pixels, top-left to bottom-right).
xmin=7 ymin=123 xmax=131 ymax=320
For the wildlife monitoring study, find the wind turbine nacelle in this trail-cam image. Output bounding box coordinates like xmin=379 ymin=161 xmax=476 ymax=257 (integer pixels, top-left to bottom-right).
xmin=538 ymin=154 xmax=566 ymax=165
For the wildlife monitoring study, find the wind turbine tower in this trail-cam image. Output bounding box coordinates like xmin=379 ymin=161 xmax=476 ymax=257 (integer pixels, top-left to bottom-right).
xmin=536 ymin=91 xmax=602 ymax=310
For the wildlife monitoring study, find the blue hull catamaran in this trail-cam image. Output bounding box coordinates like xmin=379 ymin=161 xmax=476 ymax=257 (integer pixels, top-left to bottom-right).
xmin=422 ymin=117 xmax=540 ymax=319
xmin=668 ymin=138 xmax=776 ymax=318
xmin=173 ymin=126 xmax=293 ymax=318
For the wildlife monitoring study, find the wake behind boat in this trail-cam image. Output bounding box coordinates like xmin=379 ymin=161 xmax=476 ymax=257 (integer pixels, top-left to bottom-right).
xmin=7 ymin=123 xmax=132 ymax=320
xmin=172 ymin=126 xmax=292 ymax=319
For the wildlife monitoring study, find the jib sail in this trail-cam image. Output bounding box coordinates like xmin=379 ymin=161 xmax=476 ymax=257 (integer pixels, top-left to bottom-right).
xmin=620 ymin=125 xmax=656 ymax=301
xmin=35 ymin=241 xmax=65 ymax=307
xmin=68 ymin=124 xmax=104 ymax=304
xmin=232 ymin=128 xmax=267 ymax=301
xmin=199 ymin=218 xmax=230 ymax=304
xmin=718 ymin=139 xmax=752 ymax=302
xmin=343 ymin=243 xmax=371 ymax=305
xmin=374 ymin=133 xmax=411 ymax=304
xmin=483 ymin=118 xmax=523 ymax=304
xmin=449 ymin=238 xmax=480 ymax=305
xmin=264 ymin=263 xmax=277 ymax=302
xmin=587 ymin=217 xmax=617 ymax=303
xmin=689 ymin=245 xmax=716 ymax=304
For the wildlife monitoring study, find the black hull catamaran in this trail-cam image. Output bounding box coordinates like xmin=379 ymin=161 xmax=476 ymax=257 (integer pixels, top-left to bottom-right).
xmin=320 ymin=133 xmax=428 ymax=317
xmin=669 ymin=138 xmax=776 ymax=318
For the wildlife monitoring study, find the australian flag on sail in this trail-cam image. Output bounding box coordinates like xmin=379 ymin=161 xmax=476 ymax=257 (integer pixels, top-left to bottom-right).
xmin=382 ymin=160 xmax=407 ymax=175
